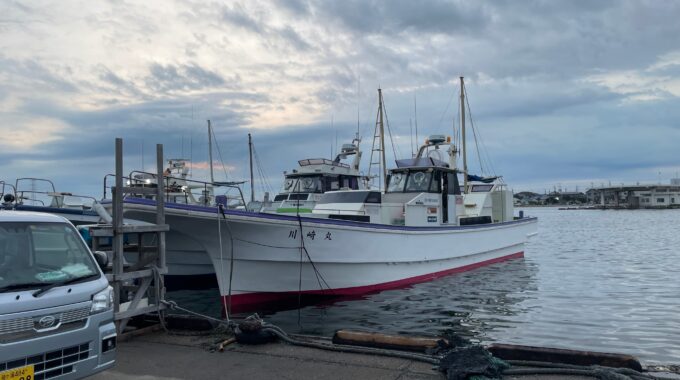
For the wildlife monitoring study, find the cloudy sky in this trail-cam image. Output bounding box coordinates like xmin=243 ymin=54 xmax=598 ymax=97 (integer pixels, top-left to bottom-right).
xmin=1 ymin=0 xmax=680 ymax=198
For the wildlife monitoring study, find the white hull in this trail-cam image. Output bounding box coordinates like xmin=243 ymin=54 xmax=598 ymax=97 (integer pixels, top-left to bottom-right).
xmin=120 ymin=198 xmax=537 ymax=310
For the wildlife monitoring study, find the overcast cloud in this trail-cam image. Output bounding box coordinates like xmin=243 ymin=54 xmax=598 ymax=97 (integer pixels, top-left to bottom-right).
xmin=1 ymin=0 xmax=679 ymax=197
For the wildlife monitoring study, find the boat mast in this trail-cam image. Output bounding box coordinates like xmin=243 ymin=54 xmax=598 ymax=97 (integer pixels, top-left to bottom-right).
xmin=208 ymin=120 xmax=214 ymax=184
xmin=378 ymin=88 xmax=387 ymax=190
xmin=460 ymin=77 xmax=468 ymax=194
xmin=248 ymin=133 xmax=254 ymax=203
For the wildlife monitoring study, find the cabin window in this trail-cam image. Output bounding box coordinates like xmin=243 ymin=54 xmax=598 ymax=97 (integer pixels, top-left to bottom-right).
xmin=405 ymin=171 xmax=432 ymax=192
xmin=284 ymin=176 xmax=323 ymax=193
xmin=387 ymin=172 xmax=407 ymax=193
xmin=274 ymin=194 xmax=288 ymax=202
xmin=289 ymin=193 xmax=309 ymax=200
xmin=365 ymin=191 xmax=381 ymax=203
xmin=284 ymin=178 xmax=296 ymax=191
xmin=471 ymin=184 xmax=494 ymax=192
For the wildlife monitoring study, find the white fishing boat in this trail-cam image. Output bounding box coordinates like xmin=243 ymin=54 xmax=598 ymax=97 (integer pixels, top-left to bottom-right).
xmin=117 ymin=77 xmax=538 ymax=312
xmin=255 ymin=136 xmax=368 ymax=214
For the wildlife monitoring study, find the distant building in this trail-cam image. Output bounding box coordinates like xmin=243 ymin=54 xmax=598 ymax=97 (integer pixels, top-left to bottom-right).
xmin=513 ymin=190 xmax=586 ymax=206
xmin=586 ymin=181 xmax=680 ymax=209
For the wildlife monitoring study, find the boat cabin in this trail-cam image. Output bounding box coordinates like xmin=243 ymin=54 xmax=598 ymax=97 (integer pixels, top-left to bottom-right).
xmin=261 ymin=138 xmax=368 ymax=214
xmin=310 ymin=135 xmax=514 ymax=227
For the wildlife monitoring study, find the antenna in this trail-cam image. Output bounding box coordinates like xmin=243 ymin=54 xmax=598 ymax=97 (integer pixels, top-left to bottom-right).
xmin=357 ymin=75 xmax=361 ymax=138
xmin=207 ymin=120 xmax=214 ymax=183
xmin=190 ymin=105 xmax=194 ymax=177
xmin=414 ymin=94 xmax=419 ymax=146
xmin=409 ymin=118 xmax=414 ymax=157
xmin=333 ymin=115 xmax=338 ymax=158
xmin=248 ymin=133 xmax=254 ymax=203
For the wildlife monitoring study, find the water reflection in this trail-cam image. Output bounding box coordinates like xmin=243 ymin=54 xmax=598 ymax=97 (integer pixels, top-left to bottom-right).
xmin=263 ymin=257 xmax=538 ymax=344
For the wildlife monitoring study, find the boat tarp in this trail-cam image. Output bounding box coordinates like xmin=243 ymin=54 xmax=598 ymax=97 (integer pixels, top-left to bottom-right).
xmin=467 ymin=174 xmax=498 ymax=183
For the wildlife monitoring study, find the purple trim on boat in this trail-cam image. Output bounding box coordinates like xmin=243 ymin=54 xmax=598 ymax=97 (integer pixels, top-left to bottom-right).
xmin=108 ymin=197 xmax=538 ymax=232
xmin=14 ymin=204 xmax=99 ymax=217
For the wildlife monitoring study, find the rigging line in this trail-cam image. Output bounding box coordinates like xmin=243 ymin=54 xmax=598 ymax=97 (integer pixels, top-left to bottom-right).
xmin=381 ymin=96 xmax=400 ymax=162
xmin=462 ymin=83 xmax=487 ymax=175
xmin=436 ymin=89 xmax=456 ymax=130
xmin=463 ymin=83 xmax=497 ymax=176
xmin=253 ymin=146 xmax=274 ymax=194
xmin=252 ymin=146 xmax=266 ymax=194
xmin=210 ymin=125 xmax=231 ymax=180
xmin=254 ymin=157 xmax=270 ymax=195
xmin=367 ymin=101 xmax=381 ymax=180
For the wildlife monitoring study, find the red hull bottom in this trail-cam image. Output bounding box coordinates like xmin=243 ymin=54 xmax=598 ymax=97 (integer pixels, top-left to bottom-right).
xmin=222 ymin=251 xmax=524 ymax=314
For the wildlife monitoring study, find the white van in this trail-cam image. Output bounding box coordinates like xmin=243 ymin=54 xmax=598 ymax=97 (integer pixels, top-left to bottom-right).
xmin=0 ymin=211 xmax=115 ymax=379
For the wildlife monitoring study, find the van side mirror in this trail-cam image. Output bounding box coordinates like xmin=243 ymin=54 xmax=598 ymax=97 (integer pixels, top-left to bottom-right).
xmin=93 ymin=251 xmax=109 ymax=269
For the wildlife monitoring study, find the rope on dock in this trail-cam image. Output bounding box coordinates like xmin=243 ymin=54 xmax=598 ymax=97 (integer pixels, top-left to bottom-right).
xmin=153 ymin=301 xmax=663 ymax=380
xmin=260 ymin=324 xmax=440 ymax=365
xmin=160 ymin=300 xmax=235 ymax=327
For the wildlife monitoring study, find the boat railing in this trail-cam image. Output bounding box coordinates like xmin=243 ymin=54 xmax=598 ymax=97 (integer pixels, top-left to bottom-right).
xmin=0 ymin=181 xmax=17 ymax=199
xmin=0 ymin=181 xmax=17 ymax=207
xmin=14 ymin=178 xmax=97 ymax=208
xmin=298 ymin=158 xmax=350 ymax=168
xmin=15 ymin=177 xmax=56 ymax=193
xmin=103 ymin=171 xmax=246 ymax=207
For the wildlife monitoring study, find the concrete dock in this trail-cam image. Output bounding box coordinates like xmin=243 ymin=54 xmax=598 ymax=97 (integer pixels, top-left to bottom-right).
xmin=93 ymin=330 xmax=443 ymax=380
xmin=91 ymin=330 xmax=617 ymax=380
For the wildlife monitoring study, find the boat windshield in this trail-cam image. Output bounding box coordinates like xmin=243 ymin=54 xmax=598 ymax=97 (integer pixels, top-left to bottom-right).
xmin=387 ymin=170 xmax=436 ymax=193
xmin=0 ymin=222 xmax=99 ymax=292
xmin=281 ymin=175 xmax=360 ymax=194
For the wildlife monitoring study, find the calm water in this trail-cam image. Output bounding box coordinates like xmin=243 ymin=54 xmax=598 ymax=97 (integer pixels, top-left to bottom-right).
xmin=169 ymin=208 xmax=680 ymax=364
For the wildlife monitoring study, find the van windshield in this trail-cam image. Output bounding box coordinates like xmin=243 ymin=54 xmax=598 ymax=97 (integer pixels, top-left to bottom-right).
xmin=0 ymin=222 xmax=99 ymax=292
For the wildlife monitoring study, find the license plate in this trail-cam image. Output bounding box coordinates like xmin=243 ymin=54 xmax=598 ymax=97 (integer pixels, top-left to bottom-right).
xmin=0 ymin=365 xmax=34 ymax=380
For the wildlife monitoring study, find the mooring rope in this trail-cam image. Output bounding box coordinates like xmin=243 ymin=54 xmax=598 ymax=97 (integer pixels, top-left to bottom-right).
xmin=217 ymin=204 xmax=236 ymax=317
